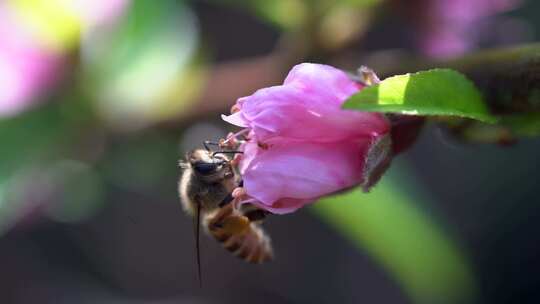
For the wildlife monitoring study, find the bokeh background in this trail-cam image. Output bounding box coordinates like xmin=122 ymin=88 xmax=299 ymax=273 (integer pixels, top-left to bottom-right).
xmin=0 ymin=1 xmax=539 ymax=303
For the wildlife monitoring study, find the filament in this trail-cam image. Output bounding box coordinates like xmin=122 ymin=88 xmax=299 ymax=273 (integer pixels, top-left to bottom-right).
xmin=222 ymin=128 xmax=250 ymax=145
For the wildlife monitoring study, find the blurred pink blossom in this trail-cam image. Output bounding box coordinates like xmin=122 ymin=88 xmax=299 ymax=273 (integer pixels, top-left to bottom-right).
xmin=223 ymin=63 xmax=391 ymax=214
xmin=0 ymin=1 xmax=130 ymax=117
xmin=432 ymin=0 xmax=520 ymax=21
xmin=73 ymin=0 xmax=129 ymax=29
xmin=394 ymin=0 xmax=523 ymax=58
xmin=0 ymin=5 xmax=62 ymax=117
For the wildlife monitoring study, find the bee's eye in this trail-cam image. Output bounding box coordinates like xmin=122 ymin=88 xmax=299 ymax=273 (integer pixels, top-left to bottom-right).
xmin=193 ymin=162 xmax=217 ymax=175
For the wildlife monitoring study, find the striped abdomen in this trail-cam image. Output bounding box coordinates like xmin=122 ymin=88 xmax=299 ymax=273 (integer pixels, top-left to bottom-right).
xmin=205 ymin=203 xmax=273 ymax=264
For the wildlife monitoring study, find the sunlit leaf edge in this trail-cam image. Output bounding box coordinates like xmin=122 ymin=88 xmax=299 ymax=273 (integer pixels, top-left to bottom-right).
xmin=343 ymin=69 xmax=498 ymax=123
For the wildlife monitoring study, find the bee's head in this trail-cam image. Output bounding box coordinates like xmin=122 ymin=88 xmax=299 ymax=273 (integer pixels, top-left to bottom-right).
xmin=186 ymin=149 xmax=229 ymax=179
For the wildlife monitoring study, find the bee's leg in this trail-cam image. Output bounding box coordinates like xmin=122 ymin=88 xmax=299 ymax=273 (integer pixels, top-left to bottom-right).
xmin=218 ymin=192 xmax=234 ymax=207
xmin=232 ymin=186 xmax=246 ymax=199
xmin=212 ymin=182 xmax=260 ymax=233
xmin=221 ymin=215 xmax=250 ymax=235
xmin=218 ymin=180 xmax=243 ymax=208
xmin=207 ymin=204 xmax=250 ymax=235
xmin=206 ymin=204 xmax=233 ymax=229
xmin=232 ymin=186 xmax=269 ymax=222
xmin=219 ymin=133 xmax=237 ymax=150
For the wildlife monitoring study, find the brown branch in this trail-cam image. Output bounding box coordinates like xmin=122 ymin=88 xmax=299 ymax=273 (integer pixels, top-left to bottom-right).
xmin=159 ymin=42 xmax=540 ymax=131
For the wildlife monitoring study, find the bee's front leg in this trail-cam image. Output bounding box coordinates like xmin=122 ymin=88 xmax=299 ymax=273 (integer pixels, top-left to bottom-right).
xmin=232 ymin=186 xmax=269 ymax=223
xmin=218 ymin=192 xmax=234 ymax=207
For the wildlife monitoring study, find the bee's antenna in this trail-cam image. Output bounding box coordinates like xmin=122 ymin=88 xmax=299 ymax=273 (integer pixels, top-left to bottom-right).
xmin=212 ymin=151 xmax=243 ymax=156
xmin=203 ymin=141 xmax=220 ymax=151
xmin=194 ymin=202 xmax=203 ymax=288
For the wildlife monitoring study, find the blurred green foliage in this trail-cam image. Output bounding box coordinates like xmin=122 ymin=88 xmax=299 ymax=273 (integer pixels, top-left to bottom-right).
xmin=0 ymin=106 xmax=67 ymax=181
xmin=1 ymin=1 xmax=539 ymax=303
xmin=81 ymin=0 xmax=201 ymax=126
xmin=312 ymin=163 xmax=476 ymax=304
xmin=211 ymin=0 xmax=382 ymax=30
xmin=501 ymin=113 xmax=540 ymax=137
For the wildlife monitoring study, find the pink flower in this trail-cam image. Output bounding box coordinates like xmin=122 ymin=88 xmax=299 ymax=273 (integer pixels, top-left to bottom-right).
xmin=391 ymin=0 xmax=523 ymax=58
xmin=0 ymin=4 xmax=62 ymax=117
xmin=0 ymin=1 xmax=130 ymax=117
xmin=420 ymin=0 xmax=522 ymax=58
xmin=223 ymin=63 xmax=391 ymax=214
xmin=74 ymin=0 xmax=130 ymax=28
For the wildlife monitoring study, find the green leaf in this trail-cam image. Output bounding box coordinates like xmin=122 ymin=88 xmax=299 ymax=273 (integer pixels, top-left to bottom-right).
xmin=343 ymin=69 xmax=497 ymax=123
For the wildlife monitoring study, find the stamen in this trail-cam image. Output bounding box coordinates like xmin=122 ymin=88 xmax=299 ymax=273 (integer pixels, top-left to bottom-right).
xmin=231 ymin=104 xmax=241 ymax=114
xmin=222 ymin=129 xmax=249 ymax=145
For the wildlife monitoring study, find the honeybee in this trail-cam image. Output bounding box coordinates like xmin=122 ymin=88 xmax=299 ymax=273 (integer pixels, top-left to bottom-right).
xmin=178 ymin=142 xmax=273 ymax=279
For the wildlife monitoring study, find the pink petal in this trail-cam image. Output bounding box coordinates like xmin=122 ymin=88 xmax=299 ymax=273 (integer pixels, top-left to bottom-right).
xmin=236 ymin=78 xmax=388 ymax=142
xmin=247 ymin=198 xmax=311 ymax=215
xmin=240 ymin=139 xmax=371 ymax=208
xmin=0 ymin=5 xmax=63 ymax=116
xmin=221 ymin=112 xmax=249 ymax=128
xmin=284 ymin=63 xmax=363 ymax=102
